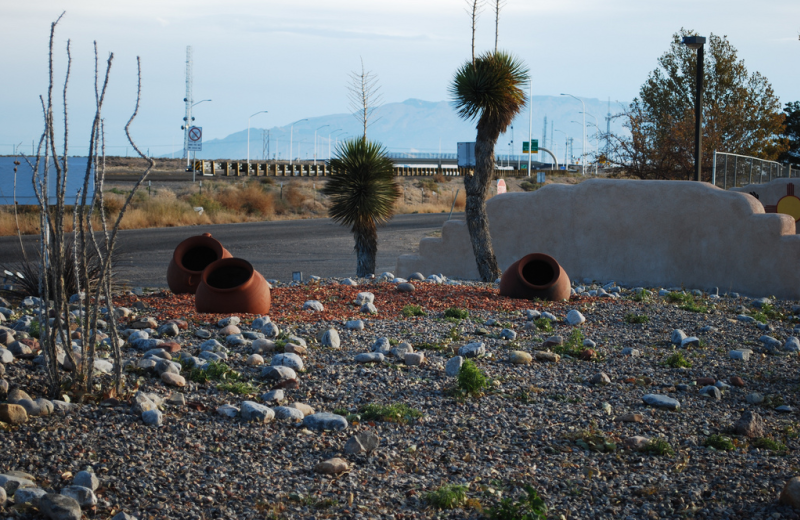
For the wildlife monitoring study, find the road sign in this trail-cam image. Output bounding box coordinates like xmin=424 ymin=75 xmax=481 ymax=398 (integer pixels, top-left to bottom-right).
xmin=188 ymin=126 xmax=202 ymax=151
xmin=457 ymin=142 xmax=476 ymax=167
xmin=497 ymin=179 xmax=507 ymax=194
xmin=522 ymin=139 xmax=539 ymax=154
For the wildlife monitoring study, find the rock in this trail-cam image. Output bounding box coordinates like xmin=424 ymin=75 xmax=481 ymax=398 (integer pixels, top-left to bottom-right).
xmin=216 ymin=404 xmax=240 ymax=418
xmin=509 ymin=351 xmax=532 ymax=365
xmin=38 ymin=493 xmax=82 ymax=520
xmin=681 ymin=336 xmax=700 ymax=348
xmin=261 ymin=322 xmax=281 ymax=338
xmin=261 ymin=365 xmax=297 ymax=382
xmin=445 ymin=356 xmax=463 ymax=377
xmin=642 ymin=394 xmax=680 ymax=410
xmin=315 ymin=457 xmax=349 ymax=475
xmin=371 ymin=337 xmax=391 ymax=354
xmin=566 ymin=310 xmax=586 ymax=325
xmin=241 ymin=401 xmax=275 ymax=422
xmin=73 ymin=470 xmax=99 ymax=491
xmin=591 ymin=372 xmax=611 ymax=385
xmin=219 ymin=324 xmax=241 ymax=336
xmin=579 ymin=349 xmax=597 ymax=360
xmin=218 ymin=316 xmax=241 ymax=327
xmin=746 ymin=392 xmax=765 ymax=404
xmin=346 ymin=320 xmax=365 ymax=331
xmin=303 ymin=300 xmax=324 ymax=312
xmin=621 ymin=347 xmax=640 ymax=357
xmin=696 ymin=377 xmax=716 ymax=386
xmin=404 ymin=352 xmax=425 ymax=366
xmin=247 ymin=354 xmax=264 ymax=366
xmin=780 ymin=477 xmax=800 ymax=508
xmin=160 ymin=372 xmax=186 ymax=387
xmin=155 ymin=358 xmax=180 ymax=375
xmin=0 ymin=403 xmax=28 ymax=424
xmin=409 ymin=272 xmax=425 ymax=281
xmin=583 ymin=339 xmax=597 ymax=349
xmin=615 ymin=413 xmax=643 ymax=423
xmin=166 ymin=392 xmax=185 ymax=406
xmin=534 ymin=351 xmax=560 ymax=362
xmin=284 ymin=343 xmax=307 ymax=356
xmin=734 ymin=410 xmax=765 ymax=438
xmin=273 ymin=406 xmax=304 ymax=421
xmin=0 ymin=379 xmax=7 ymax=394
xmin=0 ymin=474 xmax=35 ymax=493
xmin=396 ymin=283 xmax=415 ymax=293
xmin=355 ymin=352 xmax=384 ymax=364
xmin=271 ymin=352 xmax=304 ymax=371
xmin=542 ymin=335 xmax=563 ymax=348
xmin=525 ymin=309 xmax=541 ymax=320
xmin=458 ymin=342 xmax=485 ymax=358
xmin=304 ymin=412 xmax=348 ymax=431
xmin=541 ymin=311 xmax=558 ymax=321
xmin=130 ymin=317 xmax=157 ymax=329
xmin=252 ymin=339 xmax=276 ymax=354
xmin=760 ymin=335 xmax=782 ymax=352
xmin=751 ymin=297 xmax=772 ymax=309
xmin=730 ymin=376 xmax=745 ymax=387
xmin=729 ymin=349 xmax=752 ymax=361
xmin=340 ymin=278 xmax=358 ymax=286
xmin=131 ymin=392 xmax=157 ymax=414
xmin=157 ymin=322 xmax=180 ymax=337
xmin=61 ymin=485 xmax=97 ymax=507
xmin=355 ymin=292 xmax=375 ymax=305
xmin=361 ymin=302 xmax=378 ymax=314
xmin=251 ymin=316 xmax=271 ymax=329
xmin=321 ymin=329 xmax=341 ymax=349
xmin=344 ymin=431 xmax=380 ymax=454
xmin=624 ymin=436 xmax=650 ymax=451
xmin=736 ymin=314 xmax=756 ymax=323
xmin=391 ymin=342 xmax=414 ymax=358
xmin=261 ymin=389 xmax=284 ymax=403
xmin=499 ymin=328 xmax=517 ymax=340
xmin=670 ymin=329 xmax=687 ymax=344
xmin=14 ymin=486 xmax=47 ymax=505
xmin=699 ymin=385 xmax=721 ymax=400
xmin=784 ymin=337 xmax=800 ymax=352
xmin=142 ymin=409 xmax=163 ymax=426
xmin=776 ymin=405 xmax=796 ymax=413
xmin=112 ymin=513 xmax=139 ymax=520
xmin=7 ymin=341 xmax=32 ymax=356
xmin=145 ymin=348 xmax=172 ymax=360
xmin=0 ymin=486 xmax=4 ymax=506
xmin=0 ymin=348 xmax=13 ymax=363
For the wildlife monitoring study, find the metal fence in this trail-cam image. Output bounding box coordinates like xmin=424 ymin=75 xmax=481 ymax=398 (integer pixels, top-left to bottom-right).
xmin=712 ymin=151 xmax=800 ymax=189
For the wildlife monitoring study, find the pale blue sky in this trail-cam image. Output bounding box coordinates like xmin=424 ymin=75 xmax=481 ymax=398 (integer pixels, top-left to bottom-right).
xmin=2 ymin=0 xmax=798 ymax=156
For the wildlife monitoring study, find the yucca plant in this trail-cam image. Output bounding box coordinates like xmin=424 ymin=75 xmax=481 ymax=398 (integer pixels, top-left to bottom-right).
xmin=322 ymin=138 xmax=400 ymax=277
xmin=450 ymin=51 xmax=528 ymax=281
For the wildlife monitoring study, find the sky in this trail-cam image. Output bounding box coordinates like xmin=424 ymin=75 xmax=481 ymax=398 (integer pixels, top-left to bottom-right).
xmin=1 ymin=0 xmax=798 ymax=157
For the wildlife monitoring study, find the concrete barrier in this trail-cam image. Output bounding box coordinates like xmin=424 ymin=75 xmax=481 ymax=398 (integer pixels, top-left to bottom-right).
xmin=396 ymin=179 xmax=800 ymax=299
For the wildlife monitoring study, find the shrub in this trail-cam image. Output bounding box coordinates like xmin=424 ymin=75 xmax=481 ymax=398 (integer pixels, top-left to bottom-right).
xmin=550 ymin=328 xmax=586 ymax=358
xmin=519 ymin=181 xmax=542 ymax=192
xmin=644 ymin=438 xmax=675 ymax=457
xmin=533 ymin=317 xmax=552 ymax=332
xmin=360 ymin=402 xmax=423 ymax=424
xmin=751 ymin=437 xmax=788 ymax=454
xmin=487 ymin=485 xmax=548 ymax=520
xmin=624 ymin=313 xmax=649 ymax=324
xmin=705 ymin=434 xmax=735 ymax=451
xmin=402 ymin=305 xmax=425 ymax=317
xmin=458 ymin=359 xmax=488 ymax=396
xmin=444 ymin=307 xmax=469 ymax=320
xmin=189 ymin=361 xmax=241 ymax=383
xmin=665 ymin=291 xmax=693 ymax=304
xmin=663 ymin=352 xmax=692 ymax=368
xmin=424 ymin=484 xmax=467 ymax=510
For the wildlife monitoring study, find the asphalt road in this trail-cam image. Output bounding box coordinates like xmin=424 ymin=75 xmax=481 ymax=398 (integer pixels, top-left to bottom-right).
xmin=0 ymin=213 xmax=460 ymax=288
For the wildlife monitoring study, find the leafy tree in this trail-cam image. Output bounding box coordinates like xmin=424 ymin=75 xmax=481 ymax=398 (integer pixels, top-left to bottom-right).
xmin=451 ymin=51 xmax=528 ymax=281
xmin=778 ymin=101 xmax=800 ymax=166
xmin=608 ymin=29 xmax=787 ymax=180
xmin=322 ymin=138 xmax=400 ymax=277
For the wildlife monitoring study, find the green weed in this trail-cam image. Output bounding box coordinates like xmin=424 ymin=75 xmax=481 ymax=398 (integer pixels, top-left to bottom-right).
xmin=402 ymin=305 xmax=425 ymax=317
xmin=28 ymin=319 xmax=40 ymax=338
xmin=217 ymin=381 xmax=256 ymax=395
xmin=424 ymin=484 xmax=467 ymax=510
xmin=533 ymin=318 xmax=552 ymax=333
xmin=624 ymin=313 xmax=649 ymax=324
xmin=444 ymin=307 xmax=469 ymax=320
xmin=643 ymin=438 xmax=675 ymax=457
xmin=188 ymin=361 xmax=241 ymax=383
xmin=486 ymin=485 xmax=548 ymax=520
xmin=550 ymin=328 xmax=587 ymax=358
xmin=458 ymin=359 xmax=489 ymax=396
xmin=663 ymin=352 xmax=692 ymax=368
xmin=705 ymin=434 xmax=735 ymax=451
xmin=752 ymin=437 xmax=788 ymax=454
xmin=360 ymin=402 xmax=423 ymax=424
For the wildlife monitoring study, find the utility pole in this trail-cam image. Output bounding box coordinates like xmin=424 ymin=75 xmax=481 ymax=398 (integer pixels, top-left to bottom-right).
xmin=605 ymin=97 xmax=611 ymax=158
xmin=182 ymin=46 xmax=193 ymax=171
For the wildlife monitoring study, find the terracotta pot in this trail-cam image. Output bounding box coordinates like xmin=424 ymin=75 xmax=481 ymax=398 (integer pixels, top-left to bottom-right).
xmin=195 ymin=258 xmax=271 ymax=315
xmin=167 ymin=233 xmax=232 ymax=294
xmin=499 ymin=253 xmax=571 ymax=301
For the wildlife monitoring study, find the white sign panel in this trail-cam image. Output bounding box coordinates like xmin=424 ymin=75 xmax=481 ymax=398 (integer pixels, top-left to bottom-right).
xmin=497 ymin=179 xmax=507 ymax=194
xmin=457 ymin=142 xmax=475 ymax=167
xmin=187 ymin=126 xmax=203 ymax=151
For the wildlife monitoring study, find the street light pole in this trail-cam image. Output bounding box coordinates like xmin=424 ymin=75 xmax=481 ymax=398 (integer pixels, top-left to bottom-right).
xmin=580 ymin=111 xmax=600 ymax=175
xmin=329 ymin=129 xmax=343 ymax=159
xmin=683 ymin=35 xmax=706 ymax=182
xmin=187 ymin=99 xmax=211 ymax=180
xmin=289 ymin=118 xmax=308 ymax=166
xmin=314 ymin=124 xmax=329 ymax=166
xmin=527 ymin=80 xmax=533 ymax=177
xmin=561 ymin=93 xmax=585 ymax=175
xmin=247 ymin=110 xmax=268 ymax=173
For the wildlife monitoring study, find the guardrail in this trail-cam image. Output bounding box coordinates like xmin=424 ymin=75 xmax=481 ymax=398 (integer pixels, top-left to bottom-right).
xmin=712 ymin=151 xmax=800 ymax=189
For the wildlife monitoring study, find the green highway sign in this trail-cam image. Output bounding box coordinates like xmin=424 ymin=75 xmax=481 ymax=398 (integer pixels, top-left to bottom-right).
xmin=522 ymin=139 xmax=538 ymax=153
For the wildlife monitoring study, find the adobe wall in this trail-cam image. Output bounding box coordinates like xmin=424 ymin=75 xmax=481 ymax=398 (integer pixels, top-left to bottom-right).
xmin=396 ymin=179 xmax=800 ymax=299
xmin=730 ymin=178 xmax=800 ymax=234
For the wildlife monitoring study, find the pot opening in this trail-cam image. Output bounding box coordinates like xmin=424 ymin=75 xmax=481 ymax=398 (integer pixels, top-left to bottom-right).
xmin=521 ymin=259 xmax=556 ymax=286
xmin=182 ymin=246 xmax=219 ymax=272
xmin=206 ymin=265 xmax=251 ymax=289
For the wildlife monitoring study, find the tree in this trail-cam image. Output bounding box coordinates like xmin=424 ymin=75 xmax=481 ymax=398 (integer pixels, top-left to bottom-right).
xmin=607 ymin=29 xmax=787 ymax=180
xmin=322 ymin=138 xmax=400 ymax=277
xmin=778 ymin=102 xmax=800 ymax=166
xmin=348 ymin=58 xmax=382 ymax=140
xmin=450 ymin=51 xmax=528 ymax=281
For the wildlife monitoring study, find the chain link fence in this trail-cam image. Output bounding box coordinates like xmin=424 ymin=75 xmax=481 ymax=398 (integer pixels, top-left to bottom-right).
xmin=712 ymin=151 xmax=800 ymax=189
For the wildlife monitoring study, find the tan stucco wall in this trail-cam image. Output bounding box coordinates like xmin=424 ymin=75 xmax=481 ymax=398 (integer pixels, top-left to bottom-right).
xmin=396 ymin=179 xmax=800 ymax=299
xmin=731 ymin=178 xmax=800 ymax=234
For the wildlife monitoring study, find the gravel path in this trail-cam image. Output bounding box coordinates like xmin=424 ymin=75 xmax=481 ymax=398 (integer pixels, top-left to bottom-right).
xmin=2 ymin=279 xmax=800 ymax=519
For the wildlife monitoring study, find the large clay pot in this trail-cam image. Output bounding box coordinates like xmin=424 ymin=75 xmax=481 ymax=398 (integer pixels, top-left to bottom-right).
xmin=499 ymin=253 xmax=571 ymax=301
xmin=195 ymin=258 xmax=271 ymax=314
xmin=167 ymin=233 xmax=232 ymax=294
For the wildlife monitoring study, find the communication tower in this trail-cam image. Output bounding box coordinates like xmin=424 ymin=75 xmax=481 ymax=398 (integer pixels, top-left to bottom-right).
xmin=181 ymin=46 xmax=194 ymax=169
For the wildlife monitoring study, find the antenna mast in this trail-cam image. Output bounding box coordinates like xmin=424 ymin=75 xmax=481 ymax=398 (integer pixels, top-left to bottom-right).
xmin=605 ymin=97 xmax=611 ymax=157
xmin=182 ymin=46 xmax=193 ymax=170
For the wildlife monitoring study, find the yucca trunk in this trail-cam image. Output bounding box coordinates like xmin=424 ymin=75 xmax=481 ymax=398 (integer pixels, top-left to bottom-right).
xmin=353 ymin=220 xmax=378 ymax=277
xmin=464 ymin=124 xmax=502 ymax=282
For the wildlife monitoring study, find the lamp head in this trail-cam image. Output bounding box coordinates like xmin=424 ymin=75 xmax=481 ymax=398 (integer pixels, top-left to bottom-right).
xmin=682 ymin=36 xmax=706 ymax=50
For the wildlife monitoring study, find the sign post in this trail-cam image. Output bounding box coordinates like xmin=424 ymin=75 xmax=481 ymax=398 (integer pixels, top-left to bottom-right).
xmin=187 ymin=126 xmax=202 ymax=182
xmin=522 ymin=139 xmax=539 ymax=154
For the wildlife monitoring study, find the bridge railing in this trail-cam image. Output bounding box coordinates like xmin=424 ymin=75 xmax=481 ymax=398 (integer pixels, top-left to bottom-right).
xmin=712 ymin=151 xmax=800 ymax=189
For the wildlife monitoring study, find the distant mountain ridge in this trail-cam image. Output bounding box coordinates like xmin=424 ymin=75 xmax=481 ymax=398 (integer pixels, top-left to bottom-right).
xmin=170 ymin=96 xmax=629 ymax=161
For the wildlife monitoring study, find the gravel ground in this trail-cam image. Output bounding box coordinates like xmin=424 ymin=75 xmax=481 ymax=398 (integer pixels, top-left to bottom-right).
xmin=2 ymin=279 xmax=800 ymax=520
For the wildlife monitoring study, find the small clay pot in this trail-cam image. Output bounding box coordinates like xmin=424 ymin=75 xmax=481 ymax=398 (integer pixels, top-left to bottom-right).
xmin=499 ymin=253 xmax=571 ymax=301
xmin=167 ymin=233 xmax=232 ymax=294
xmin=195 ymin=258 xmax=271 ymax=315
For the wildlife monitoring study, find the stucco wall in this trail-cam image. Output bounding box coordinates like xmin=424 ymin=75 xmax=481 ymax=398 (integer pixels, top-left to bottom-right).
xmin=731 ymin=178 xmax=800 ymax=234
xmin=396 ymin=179 xmax=800 ymax=299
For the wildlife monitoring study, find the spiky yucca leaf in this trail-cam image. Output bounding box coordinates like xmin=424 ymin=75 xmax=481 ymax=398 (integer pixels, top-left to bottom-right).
xmin=450 ymin=51 xmax=529 ymax=133
xmin=323 ymin=138 xmax=400 ymax=229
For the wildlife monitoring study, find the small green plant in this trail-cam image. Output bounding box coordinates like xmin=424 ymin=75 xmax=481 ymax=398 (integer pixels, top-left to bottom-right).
xmin=217 ymin=381 xmax=256 ymax=395
xmin=332 ymin=407 xmax=349 ymax=416
xmin=663 ymin=351 xmax=692 ymax=368
xmin=704 ymin=434 xmax=735 ymax=451
xmin=631 ymin=289 xmax=650 ymax=302
xmin=360 ymin=402 xmax=423 ymax=424
xmin=189 ymin=361 xmax=241 ymax=383
xmin=28 ymin=319 xmax=40 ymax=338
xmin=550 ymin=328 xmax=587 ymax=358
xmin=424 ymin=484 xmax=467 ymax=510
xmin=748 ymin=310 xmax=768 ymax=324
xmin=444 ymin=307 xmax=469 ymax=320
xmin=624 ymin=313 xmax=649 ymax=324
xmin=759 ymin=303 xmax=785 ymax=321
xmin=487 ymin=485 xmax=548 ymax=520
xmin=519 ymin=181 xmax=543 ymax=192
xmin=533 ymin=318 xmax=552 ymax=333
xmin=402 ymin=304 xmax=425 ymax=317
xmin=643 ymin=438 xmax=675 ymax=457
xmin=458 ymin=359 xmax=489 ymax=396
xmin=448 ymin=327 xmax=461 ymax=342
xmin=751 ymin=437 xmax=788 ymax=454
xmin=415 ymin=342 xmax=447 ymax=351
xmin=679 ymin=301 xmax=709 ymax=313
xmin=665 ymin=291 xmax=693 ymax=304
